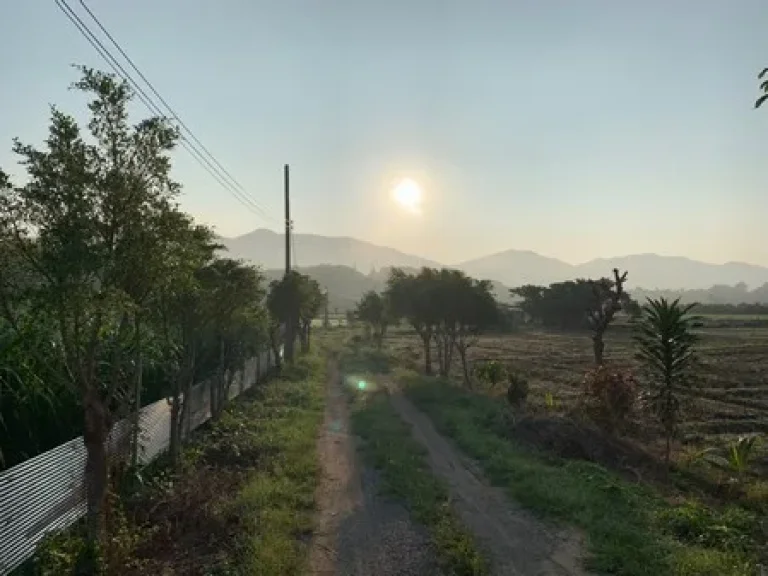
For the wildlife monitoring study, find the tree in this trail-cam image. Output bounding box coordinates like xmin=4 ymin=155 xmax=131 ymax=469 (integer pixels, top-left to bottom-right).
xmin=199 ymin=258 xmax=265 ymax=419
xmin=633 ymin=297 xmax=701 ymax=466
xmin=755 ymin=67 xmax=768 ymax=109
xmin=298 ymin=277 xmax=324 ymax=353
xmin=151 ymin=218 xmax=220 ymax=466
xmin=386 ymin=267 xmax=440 ymax=375
xmin=451 ymin=277 xmax=499 ymax=387
xmin=355 ymin=290 xmax=390 ymax=347
xmin=0 ymin=66 xmax=182 ymax=546
xmin=586 ymin=269 xmax=628 ymax=365
xmin=266 ymin=270 xmax=316 ymax=364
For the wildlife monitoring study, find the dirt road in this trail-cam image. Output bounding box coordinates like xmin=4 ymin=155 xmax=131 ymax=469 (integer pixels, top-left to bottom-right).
xmin=389 ymin=390 xmax=589 ymax=576
xmin=307 ymin=361 xmax=442 ymax=576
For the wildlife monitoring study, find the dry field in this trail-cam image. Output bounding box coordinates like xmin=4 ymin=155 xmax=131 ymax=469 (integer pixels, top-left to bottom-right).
xmin=386 ymin=325 xmax=768 ymax=454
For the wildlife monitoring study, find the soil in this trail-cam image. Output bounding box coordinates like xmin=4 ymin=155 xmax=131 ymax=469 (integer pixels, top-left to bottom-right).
xmin=307 ymin=361 xmax=442 ymax=576
xmin=387 ymin=387 xmax=590 ymax=576
xmin=512 ymin=414 xmax=667 ymax=484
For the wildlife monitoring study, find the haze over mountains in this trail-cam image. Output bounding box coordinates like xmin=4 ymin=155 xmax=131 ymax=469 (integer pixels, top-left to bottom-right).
xmin=221 ymin=229 xmax=768 ymax=291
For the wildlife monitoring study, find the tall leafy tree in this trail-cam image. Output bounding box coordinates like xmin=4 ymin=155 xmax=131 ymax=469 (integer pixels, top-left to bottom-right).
xmin=298 ymin=276 xmax=324 ymax=352
xmin=0 ymin=66 xmax=182 ymax=544
xmin=198 ymin=258 xmax=265 ymax=418
xmin=633 ymin=297 xmax=701 ymax=465
xmin=452 ymin=277 xmax=499 ymax=387
xmin=355 ymin=290 xmax=390 ymax=347
xmin=386 ymin=267 xmax=440 ymax=374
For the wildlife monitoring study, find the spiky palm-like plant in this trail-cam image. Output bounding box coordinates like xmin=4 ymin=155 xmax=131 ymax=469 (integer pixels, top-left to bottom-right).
xmin=633 ymin=297 xmax=701 ymax=466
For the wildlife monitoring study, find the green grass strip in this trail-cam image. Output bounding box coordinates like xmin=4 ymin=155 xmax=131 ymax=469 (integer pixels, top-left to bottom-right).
xmin=225 ymin=353 xmax=327 ymax=576
xmin=350 ymin=388 xmax=489 ymax=576
xmin=404 ymin=377 xmax=759 ymax=576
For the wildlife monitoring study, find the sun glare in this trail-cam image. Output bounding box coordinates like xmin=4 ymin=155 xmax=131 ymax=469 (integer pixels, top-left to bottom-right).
xmin=391 ymin=178 xmax=423 ymax=214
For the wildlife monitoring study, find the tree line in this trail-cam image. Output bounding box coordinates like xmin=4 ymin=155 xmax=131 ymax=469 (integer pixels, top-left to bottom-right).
xmin=0 ymin=67 xmax=324 ymax=556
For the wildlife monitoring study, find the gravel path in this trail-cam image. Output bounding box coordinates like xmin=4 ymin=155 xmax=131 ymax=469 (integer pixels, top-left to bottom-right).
xmin=389 ymin=390 xmax=590 ymax=576
xmin=307 ymin=361 xmax=442 ymax=576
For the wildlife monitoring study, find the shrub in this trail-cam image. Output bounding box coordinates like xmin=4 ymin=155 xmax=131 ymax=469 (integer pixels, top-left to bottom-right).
xmin=474 ymin=360 xmax=507 ymax=390
xmin=506 ymin=372 xmax=529 ymax=408
xmin=580 ymin=366 xmax=637 ymax=434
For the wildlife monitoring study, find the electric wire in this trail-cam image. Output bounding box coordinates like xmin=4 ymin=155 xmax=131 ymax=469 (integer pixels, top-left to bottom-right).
xmin=55 ymin=0 xmax=278 ymax=223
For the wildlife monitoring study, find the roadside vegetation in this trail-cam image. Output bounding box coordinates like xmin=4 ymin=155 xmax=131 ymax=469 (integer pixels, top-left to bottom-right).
xmin=349 ymin=266 xmax=766 ymax=576
xmin=340 ymin=340 xmax=489 ymax=575
xmin=0 ymin=66 xmax=327 ymax=574
xmin=24 ymin=352 xmax=326 ymax=576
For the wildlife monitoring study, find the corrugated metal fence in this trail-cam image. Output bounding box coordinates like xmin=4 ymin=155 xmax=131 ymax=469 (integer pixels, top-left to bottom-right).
xmin=0 ymin=347 xmax=280 ymax=575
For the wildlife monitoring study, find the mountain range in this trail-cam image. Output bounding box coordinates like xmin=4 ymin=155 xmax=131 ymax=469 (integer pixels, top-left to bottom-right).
xmin=221 ymin=228 xmax=768 ymax=291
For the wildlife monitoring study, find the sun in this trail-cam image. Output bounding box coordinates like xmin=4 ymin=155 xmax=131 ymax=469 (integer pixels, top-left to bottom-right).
xmin=391 ymin=178 xmax=423 ymax=214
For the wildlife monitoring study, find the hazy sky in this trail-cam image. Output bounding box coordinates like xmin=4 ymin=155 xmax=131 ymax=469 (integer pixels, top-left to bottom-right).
xmin=2 ymin=1 xmax=768 ymax=266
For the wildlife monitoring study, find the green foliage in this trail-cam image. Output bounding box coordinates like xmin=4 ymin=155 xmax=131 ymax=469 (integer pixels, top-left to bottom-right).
xmin=267 ymin=270 xmax=323 ymax=361
xmin=354 ymin=290 xmax=391 ymax=346
xmin=705 ymin=435 xmax=763 ymax=482
xmin=580 ymin=366 xmax=638 ymax=434
xmin=227 ymin=354 xmax=325 ymax=576
xmin=474 ymin=360 xmax=506 ymax=390
xmin=511 ymin=274 xmax=639 ymax=332
xmin=505 ymin=372 xmax=529 ymax=408
xmin=755 ymin=67 xmax=768 ymax=109
xmin=633 ymin=297 xmax=701 ymax=464
xmin=351 ymin=390 xmax=488 ymax=575
xmin=544 ymin=391 xmax=558 ymax=412
xmin=385 ymin=267 xmax=498 ymax=379
xmin=0 ymin=66 xmax=275 ymax=548
xmin=656 ymin=502 xmax=757 ymax=556
xmin=405 ymin=378 xmax=760 ymax=576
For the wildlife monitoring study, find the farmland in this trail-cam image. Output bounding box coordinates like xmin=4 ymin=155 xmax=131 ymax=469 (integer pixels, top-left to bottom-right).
xmin=386 ymin=325 xmax=768 ymax=465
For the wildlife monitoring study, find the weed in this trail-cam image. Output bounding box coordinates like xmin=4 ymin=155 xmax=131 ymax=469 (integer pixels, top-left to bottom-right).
xmin=351 ymin=389 xmax=488 ymax=575
xmin=405 ymin=378 xmax=760 ymax=576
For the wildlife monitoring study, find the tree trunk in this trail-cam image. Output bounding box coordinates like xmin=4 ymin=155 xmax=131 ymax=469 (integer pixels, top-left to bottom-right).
xmin=82 ymin=386 xmax=109 ymax=547
xmin=458 ymin=344 xmax=471 ymax=388
xmin=169 ymin=387 xmax=182 ymax=468
xmin=130 ymin=315 xmax=142 ymax=468
xmin=299 ymin=321 xmax=309 ymax=353
xmin=211 ymin=338 xmax=226 ymax=419
xmin=435 ymin=334 xmax=445 ymax=375
xmin=422 ymin=332 xmax=432 ymax=375
xmin=443 ymin=336 xmax=455 ymax=377
xmin=592 ymin=333 xmax=605 ymax=366
xmin=284 ymin=316 xmax=295 ymax=364
xmin=306 ymin=322 xmax=312 ymax=352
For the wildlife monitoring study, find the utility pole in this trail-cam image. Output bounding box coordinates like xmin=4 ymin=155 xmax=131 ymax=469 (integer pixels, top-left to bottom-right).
xmin=283 ymin=164 xmax=295 ymax=363
xmin=323 ymin=287 xmax=330 ymax=329
xmin=284 ymin=164 xmax=291 ymax=274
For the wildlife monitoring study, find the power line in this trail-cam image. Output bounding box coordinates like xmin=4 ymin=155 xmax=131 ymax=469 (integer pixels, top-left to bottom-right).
xmin=75 ymin=0 xmax=279 ymax=224
xmin=55 ymin=0 xmax=279 ymax=224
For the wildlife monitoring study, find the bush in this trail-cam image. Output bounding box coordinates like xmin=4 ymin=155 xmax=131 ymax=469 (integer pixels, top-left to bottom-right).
xmin=580 ymin=366 xmax=637 ymax=434
xmin=474 ymin=360 xmax=506 ymax=390
xmin=506 ymin=373 xmax=529 ymax=408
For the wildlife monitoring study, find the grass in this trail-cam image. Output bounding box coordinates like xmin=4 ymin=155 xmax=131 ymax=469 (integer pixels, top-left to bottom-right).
xmin=18 ymin=351 xmax=328 ymax=576
xmin=403 ymin=377 xmax=762 ymax=576
xmin=225 ymin=353 xmax=327 ymax=575
xmin=342 ymin=342 xmax=489 ymax=575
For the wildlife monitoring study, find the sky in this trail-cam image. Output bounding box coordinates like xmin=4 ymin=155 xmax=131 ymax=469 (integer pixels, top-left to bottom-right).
xmin=2 ymin=1 xmax=768 ymax=266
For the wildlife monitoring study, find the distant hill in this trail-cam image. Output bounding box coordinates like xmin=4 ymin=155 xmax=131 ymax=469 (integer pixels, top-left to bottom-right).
xmin=456 ymin=251 xmax=768 ymax=290
xmin=573 ymin=255 xmax=768 ymax=291
xmin=630 ymin=283 xmax=768 ymax=306
xmin=220 ymin=228 xmax=768 ymax=303
xmin=457 ymin=250 xmax=575 ymax=288
xmin=220 ymin=229 xmax=439 ymax=272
